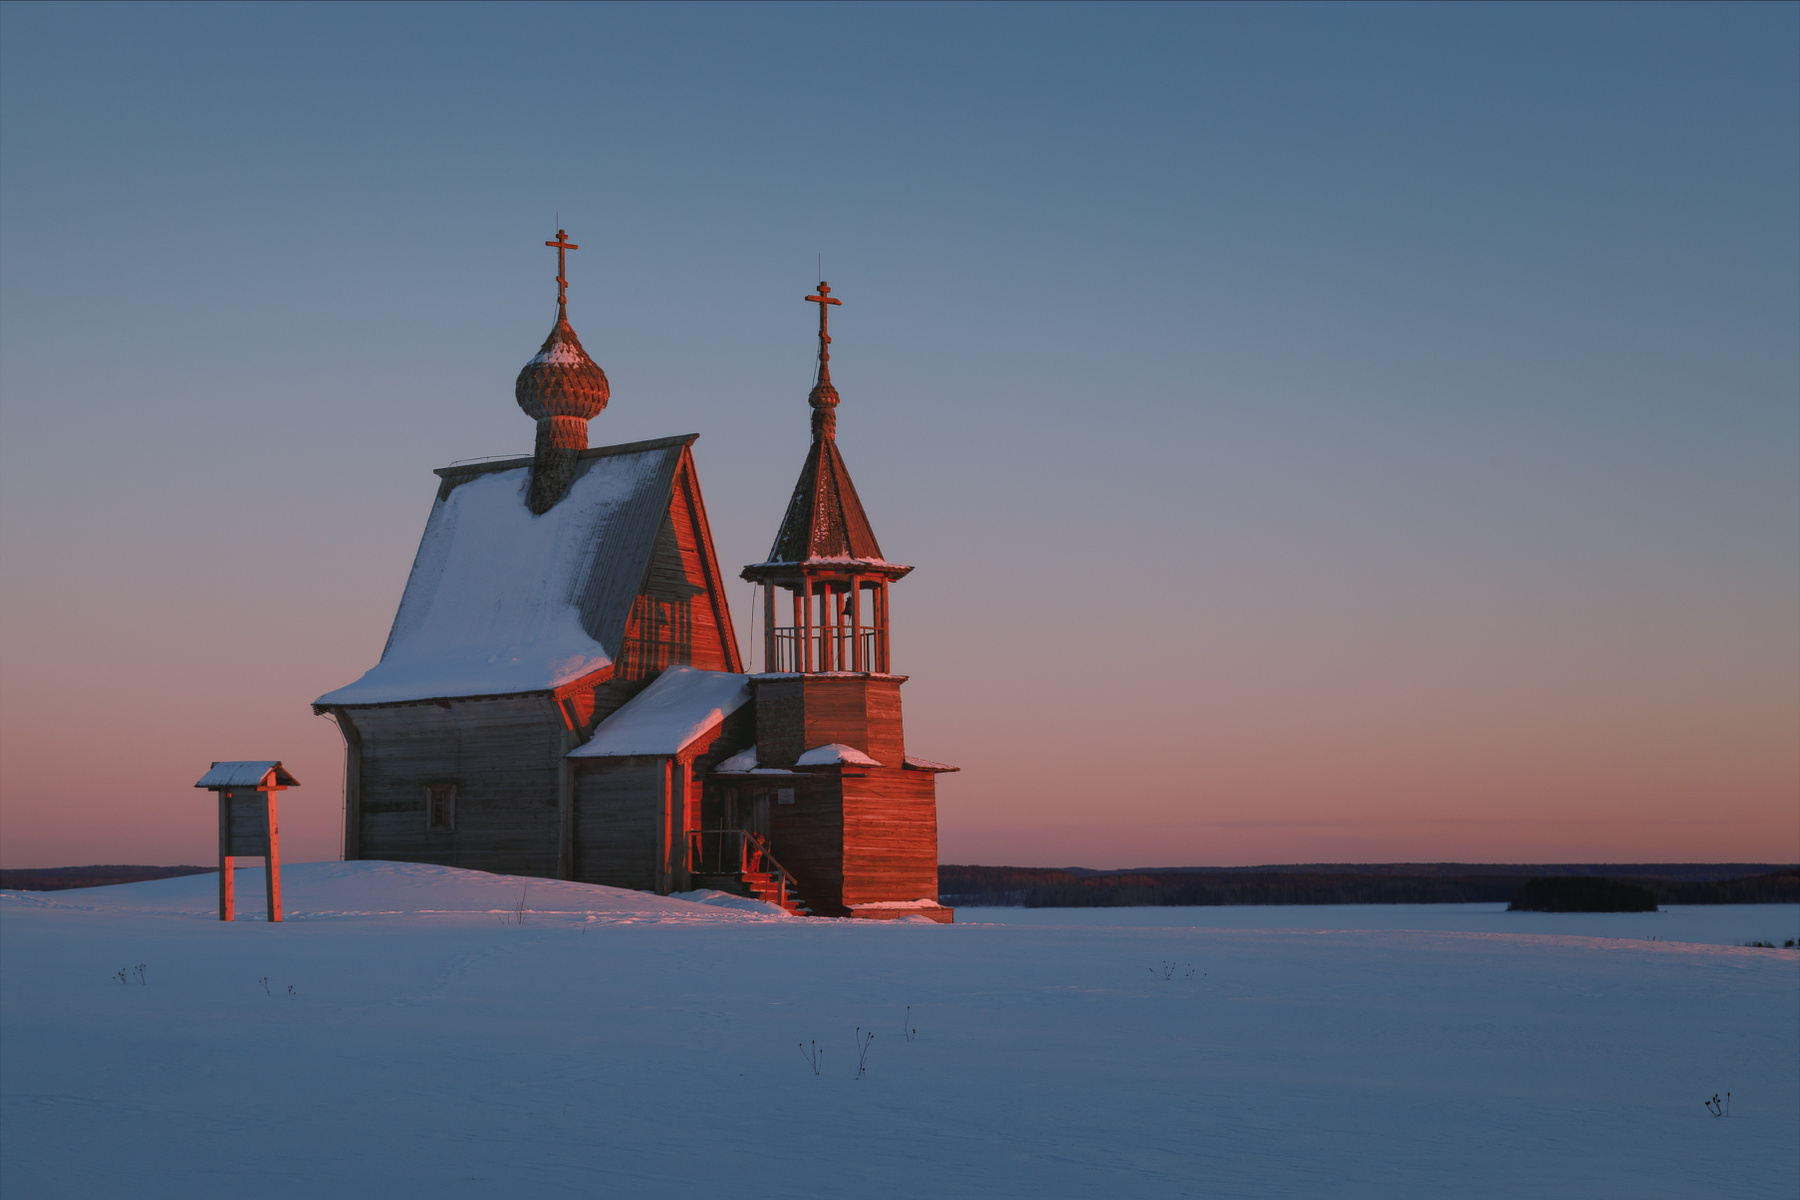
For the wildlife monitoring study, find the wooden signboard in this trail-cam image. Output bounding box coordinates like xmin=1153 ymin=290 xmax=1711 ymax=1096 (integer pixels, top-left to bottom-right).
xmin=194 ymin=761 xmax=299 ymax=922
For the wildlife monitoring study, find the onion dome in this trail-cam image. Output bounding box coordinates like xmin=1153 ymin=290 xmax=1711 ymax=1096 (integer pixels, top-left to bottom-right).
xmin=515 ymin=310 xmax=609 ymax=426
xmin=517 ymin=306 xmax=609 ymax=514
xmin=518 ymin=230 xmax=608 ymax=514
xmin=808 ymin=372 xmax=839 ymax=441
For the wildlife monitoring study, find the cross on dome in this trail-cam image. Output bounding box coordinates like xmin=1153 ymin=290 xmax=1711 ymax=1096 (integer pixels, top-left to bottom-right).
xmin=546 ymin=229 xmax=578 ymax=309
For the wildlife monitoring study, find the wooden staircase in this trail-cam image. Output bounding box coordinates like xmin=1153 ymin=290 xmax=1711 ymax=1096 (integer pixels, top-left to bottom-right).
xmin=736 ymin=869 xmax=812 ymax=917
xmin=688 ymin=829 xmax=811 ymax=917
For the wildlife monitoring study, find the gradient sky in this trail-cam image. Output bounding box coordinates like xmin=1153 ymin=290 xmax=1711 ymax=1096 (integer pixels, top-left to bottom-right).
xmin=2 ymin=2 xmax=1795 ymax=869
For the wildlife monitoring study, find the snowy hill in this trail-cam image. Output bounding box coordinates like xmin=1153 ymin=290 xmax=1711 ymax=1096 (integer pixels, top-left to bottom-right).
xmin=3 ymin=862 xmax=1795 ymax=1198
xmin=0 ymin=859 xmax=797 ymax=922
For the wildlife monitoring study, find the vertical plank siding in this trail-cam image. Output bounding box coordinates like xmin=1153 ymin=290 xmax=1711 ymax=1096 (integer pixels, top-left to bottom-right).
xmin=225 ymin=792 xmax=272 ymax=855
xmin=672 ymin=450 xmax=744 ymax=674
xmin=668 ymin=473 xmax=730 ymax=671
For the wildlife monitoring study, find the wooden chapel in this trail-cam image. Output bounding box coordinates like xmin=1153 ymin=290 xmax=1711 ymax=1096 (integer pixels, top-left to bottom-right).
xmin=313 ymin=236 xmax=952 ymax=920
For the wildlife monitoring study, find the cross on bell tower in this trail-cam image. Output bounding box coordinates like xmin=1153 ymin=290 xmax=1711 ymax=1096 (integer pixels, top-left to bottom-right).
xmin=805 ymin=281 xmax=844 ymax=442
xmin=807 ymin=281 xmax=841 ymax=377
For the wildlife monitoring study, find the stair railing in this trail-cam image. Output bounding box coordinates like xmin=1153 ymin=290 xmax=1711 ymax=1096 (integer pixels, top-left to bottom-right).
xmin=685 ymin=828 xmax=801 ymax=911
xmin=744 ymin=830 xmax=797 ymax=910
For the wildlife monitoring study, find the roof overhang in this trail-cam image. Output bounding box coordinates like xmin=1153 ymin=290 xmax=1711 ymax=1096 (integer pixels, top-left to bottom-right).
xmin=312 ymin=664 xmax=615 ymax=715
xmin=741 ymin=558 xmax=913 ymax=585
xmin=195 ymin=761 xmax=299 ymax=790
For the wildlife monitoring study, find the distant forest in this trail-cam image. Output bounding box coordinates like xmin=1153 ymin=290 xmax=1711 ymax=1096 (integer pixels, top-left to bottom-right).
xmin=0 ymin=865 xmax=213 ymax=891
xmin=6 ymin=862 xmax=1797 ymax=907
xmin=938 ymin=864 xmax=1800 ymax=908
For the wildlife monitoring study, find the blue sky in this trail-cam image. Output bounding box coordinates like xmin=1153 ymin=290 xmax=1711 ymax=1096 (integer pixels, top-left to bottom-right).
xmin=2 ymin=2 xmax=1795 ymax=867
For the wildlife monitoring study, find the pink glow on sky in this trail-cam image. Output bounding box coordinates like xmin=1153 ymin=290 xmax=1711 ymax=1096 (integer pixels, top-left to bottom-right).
xmin=1 ymin=5 xmax=1795 ymax=869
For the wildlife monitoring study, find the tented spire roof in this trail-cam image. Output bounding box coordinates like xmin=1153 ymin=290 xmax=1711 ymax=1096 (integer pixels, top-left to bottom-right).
xmin=766 ymin=436 xmax=886 ymax=565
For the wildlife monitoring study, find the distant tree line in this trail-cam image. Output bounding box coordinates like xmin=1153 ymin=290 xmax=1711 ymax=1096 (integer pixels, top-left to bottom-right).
xmin=0 ymin=865 xmax=213 ymax=892
xmin=938 ymin=865 xmax=1800 ymax=908
xmin=7 ymin=862 xmax=1796 ymax=908
xmin=1508 ymin=877 xmax=1659 ymax=913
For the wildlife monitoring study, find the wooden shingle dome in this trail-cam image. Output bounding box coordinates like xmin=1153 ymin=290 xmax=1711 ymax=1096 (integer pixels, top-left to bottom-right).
xmin=515 ymin=312 xmax=609 ymax=426
xmin=517 ymin=230 xmax=610 ymax=513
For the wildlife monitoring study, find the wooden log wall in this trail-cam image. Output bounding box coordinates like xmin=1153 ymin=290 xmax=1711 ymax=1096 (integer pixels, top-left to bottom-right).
xmin=348 ymin=694 xmax=565 ymax=879
xmin=753 ymin=675 xmax=905 ymax=768
xmin=840 ymin=768 xmax=939 ymax=908
xmin=572 ymin=757 xmax=666 ymax=892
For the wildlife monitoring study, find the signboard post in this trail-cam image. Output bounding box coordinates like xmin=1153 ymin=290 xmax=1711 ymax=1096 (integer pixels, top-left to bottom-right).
xmin=194 ymin=761 xmax=299 ymax=922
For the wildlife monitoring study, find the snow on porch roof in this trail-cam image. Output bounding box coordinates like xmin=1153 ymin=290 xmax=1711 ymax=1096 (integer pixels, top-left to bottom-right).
xmin=795 ymin=743 xmax=882 ymax=767
xmin=568 ymin=666 xmax=751 ymax=759
xmin=314 ymin=437 xmax=693 ymax=707
xmin=195 ymin=761 xmax=299 ymax=789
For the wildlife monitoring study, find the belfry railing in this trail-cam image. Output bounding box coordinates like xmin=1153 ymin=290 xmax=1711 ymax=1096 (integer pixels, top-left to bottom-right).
xmin=769 ymin=626 xmax=880 ymax=673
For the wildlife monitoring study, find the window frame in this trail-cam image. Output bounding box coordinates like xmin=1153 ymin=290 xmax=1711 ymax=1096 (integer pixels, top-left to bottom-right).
xmin=425 ymin=782 xmax=457 ymax=832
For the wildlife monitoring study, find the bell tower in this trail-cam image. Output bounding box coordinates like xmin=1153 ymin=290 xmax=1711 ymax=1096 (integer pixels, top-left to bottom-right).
xmin=732 ymin=283 xmax=949 ymax=920
xmin=742 ymin=281 xmax=912 ymax=677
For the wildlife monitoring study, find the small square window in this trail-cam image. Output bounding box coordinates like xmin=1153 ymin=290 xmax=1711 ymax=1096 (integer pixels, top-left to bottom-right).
xmin=426 ymin=783 xmax=456 ymax=831
xmin=777 ymin=787 xmax=796 ymax=805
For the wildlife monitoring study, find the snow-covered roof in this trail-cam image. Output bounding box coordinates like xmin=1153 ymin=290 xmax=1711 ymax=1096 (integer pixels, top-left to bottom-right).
xmin=795 ymin=743 xmax=882 ymax=767
xmin=717 ymin=745 xmax=759 ymax=772
xmin=567 ymin=667 xmax=750 ymax=759
xmin=315 ymin=437 xmax=693 ymax=707
xmin=195 ymin=761 xmax=299 ymax=789
xmin=710 ymin=745 xmax=804 ymax=776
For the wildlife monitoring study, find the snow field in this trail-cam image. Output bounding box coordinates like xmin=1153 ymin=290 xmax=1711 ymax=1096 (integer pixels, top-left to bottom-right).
xmin=2 ymin=863 xmax=1795 ymax=1199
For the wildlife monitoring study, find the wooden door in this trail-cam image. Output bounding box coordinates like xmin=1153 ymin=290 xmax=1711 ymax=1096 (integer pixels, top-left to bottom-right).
xmin=750 ymin=794 xmax=770 ymax=839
